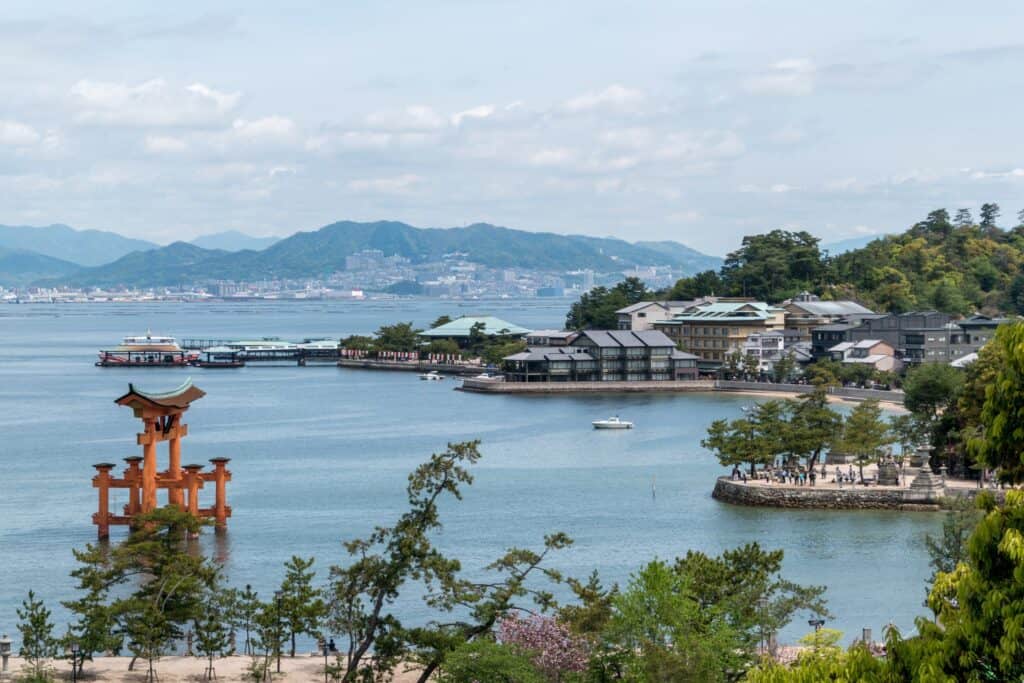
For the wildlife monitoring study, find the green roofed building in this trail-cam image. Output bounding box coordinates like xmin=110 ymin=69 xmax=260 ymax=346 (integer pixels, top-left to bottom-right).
xmin=420 ymin=315 xmax=531 ymax=340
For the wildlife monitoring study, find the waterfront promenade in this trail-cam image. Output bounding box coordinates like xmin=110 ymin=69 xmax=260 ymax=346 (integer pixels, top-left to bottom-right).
xmin=713 ymin=464 xmax=1004 ymax=511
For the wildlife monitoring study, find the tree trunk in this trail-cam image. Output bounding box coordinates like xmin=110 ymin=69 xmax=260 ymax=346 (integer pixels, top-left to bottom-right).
xmin=290 ymin=632 xmax=296 ymax=658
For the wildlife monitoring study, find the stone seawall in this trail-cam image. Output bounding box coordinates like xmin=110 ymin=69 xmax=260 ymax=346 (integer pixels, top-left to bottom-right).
xmin=338 ymin=359 xmax=482 ymax=376
xmin=711 ymin=477 xmax=939 ymax=511
xmin=458 ymin=379 xmax=718 ymax=394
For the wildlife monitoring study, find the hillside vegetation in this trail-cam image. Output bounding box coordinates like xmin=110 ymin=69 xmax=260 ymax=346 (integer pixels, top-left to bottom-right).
xmin=666 ymin=204 xmax=1024 ymax=315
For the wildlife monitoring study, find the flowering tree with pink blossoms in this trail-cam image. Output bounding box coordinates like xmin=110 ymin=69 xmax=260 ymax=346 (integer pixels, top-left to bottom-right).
xmin=497 ymin=614 xmax=589 ymax=681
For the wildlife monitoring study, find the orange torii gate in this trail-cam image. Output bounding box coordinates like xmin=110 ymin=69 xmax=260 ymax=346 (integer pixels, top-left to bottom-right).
xmin=91 ymin=379 xmax=232 ymax=538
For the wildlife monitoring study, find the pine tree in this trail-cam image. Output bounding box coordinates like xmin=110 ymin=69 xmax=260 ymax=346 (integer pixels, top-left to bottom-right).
xmin=836 ymin=399 xmax=891 ymax=483
xmin=193 ymin=589 xmax=231 ymax=680
xmin=954 ymin=208 xmax=973 ymax=227
xmin=279 ymin=556 xmax=326 ymax=657
xmin=16 ymin=590 xmax=57 ymax=682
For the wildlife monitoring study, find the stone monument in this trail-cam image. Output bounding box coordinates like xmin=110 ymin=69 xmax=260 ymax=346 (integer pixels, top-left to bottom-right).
xmin=903 ymin=447 xmax=946 ymax=506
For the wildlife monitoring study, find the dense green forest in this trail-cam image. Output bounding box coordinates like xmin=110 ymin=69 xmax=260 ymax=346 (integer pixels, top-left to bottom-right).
xmin=666 ymin=204 xmax=1024 ymax=315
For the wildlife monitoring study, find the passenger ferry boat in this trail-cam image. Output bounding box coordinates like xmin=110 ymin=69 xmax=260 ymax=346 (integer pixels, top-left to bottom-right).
xmin=97 ymin=333 xmax=195 ymax=367
xmin=192 ymin=346 xmax=246 ymax=368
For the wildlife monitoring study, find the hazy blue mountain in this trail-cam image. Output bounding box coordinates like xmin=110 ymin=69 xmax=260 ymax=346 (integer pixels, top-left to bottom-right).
xmin=191 ymin=230 xmax=281 ymax=252
xmin=0 ymin=247 xmax=81 ymax=286
xmin=43 ymin=220 xmax=721 ymax=287
xmin=0 ymin=224 xmax=157 ymax=266
xmin=820 ymin=234 xmax=891 ymax=256
xmin=635 ymin=240 xmax=722 ymax=272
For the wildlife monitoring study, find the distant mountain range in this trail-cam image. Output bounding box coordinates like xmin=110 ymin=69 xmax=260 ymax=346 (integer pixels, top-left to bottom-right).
xmin=820 ymin=234 xmax=891 ymax=256
xmin=191 ymin=230 xmax=281 ymax=252
xmin=0 ymin=247 xmax=81 ymax=286
xmin=0 ymin=224 xmax=156 ymax=267
xmin=32 ymin=220 xmax=722 ymax=288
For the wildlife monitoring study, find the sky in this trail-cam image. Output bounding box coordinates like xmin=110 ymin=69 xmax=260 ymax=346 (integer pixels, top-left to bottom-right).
xmin=1 ymin=1 xmax=1023 ymax=255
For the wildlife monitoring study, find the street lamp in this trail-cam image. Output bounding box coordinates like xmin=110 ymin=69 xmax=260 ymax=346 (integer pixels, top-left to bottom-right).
xmin=808 ymin=618 xmax=825 ymax=631
xmin=70 ymin=642 xmax=80 ymax=683
xmin=0 ymin=633 xmax=11 ymax=679
xmin=274 ymin=590 xmax=283 ymax=674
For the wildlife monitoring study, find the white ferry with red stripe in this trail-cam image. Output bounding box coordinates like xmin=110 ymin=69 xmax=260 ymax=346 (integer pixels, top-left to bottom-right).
xmin=97 ymin=332 xmax=196 ymax=367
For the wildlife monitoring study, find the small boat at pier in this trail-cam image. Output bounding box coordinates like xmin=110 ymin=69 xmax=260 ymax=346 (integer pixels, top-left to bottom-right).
xmin=592 ymin=416 xmax=633 ymax=429
xmin=419 ymin=371 xmax=446 ymax=380
xmin=97 ymin=332 xmax=195 ymax=367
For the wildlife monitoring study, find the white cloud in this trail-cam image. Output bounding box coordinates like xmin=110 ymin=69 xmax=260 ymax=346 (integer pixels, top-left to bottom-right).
xmin=366 ymin=105 xmax=445 ymax=131
xmin=564 ymin=84 xmax=644 ymax=112
xmin=770 ymin=126 xmax=805 ymax=144
xmin=529 ymin=147 xmax=574 ymax=166
xmin=770 ymin=183 xmax=795 ymax=193
xmin=347 ymin=173 xmax=423 ymax=194
xmin=744 ymin=59 xmax=816 ymax=96
xmin=70 ymin=78 xmax=241 ymax=126
xmin=0 ymin=120 xmax=41 ymax=146
xmin=143 ymin=135 xmax=188 ymax=154
xmin=451 ymin=104 xmax=495 ymax=126
xmin=969 ymin=168 xmax=1024 ymax=179
xmin=231 ymin=116 xmax=296 ymax=140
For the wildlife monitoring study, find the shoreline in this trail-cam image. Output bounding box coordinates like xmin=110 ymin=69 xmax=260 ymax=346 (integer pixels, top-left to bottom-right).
xmin=3 ymin=655 xmax=425 ymax=682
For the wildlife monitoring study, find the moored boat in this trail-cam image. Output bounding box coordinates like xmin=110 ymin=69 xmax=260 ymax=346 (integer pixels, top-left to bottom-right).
xmin=97 ymin=332 xmax=195 ymax=367
xmin=420 ymin=371 xmax=446 ymax=380
xmin=592 ymin=416 xmax=633 ymax=429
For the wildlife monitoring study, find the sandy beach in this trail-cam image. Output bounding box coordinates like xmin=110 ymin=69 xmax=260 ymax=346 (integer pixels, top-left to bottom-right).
xmin=5 ymin=655 xmax=426 ymax=682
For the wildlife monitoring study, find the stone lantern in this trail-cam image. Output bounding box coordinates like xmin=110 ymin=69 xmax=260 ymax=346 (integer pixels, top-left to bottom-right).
xmin=0 ymin=633 xmax=11 ymax=679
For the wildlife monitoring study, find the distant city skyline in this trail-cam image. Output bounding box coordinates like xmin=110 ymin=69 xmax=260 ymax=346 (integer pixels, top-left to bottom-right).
xmin=1 ymin=1 xmax=1022 ymax=253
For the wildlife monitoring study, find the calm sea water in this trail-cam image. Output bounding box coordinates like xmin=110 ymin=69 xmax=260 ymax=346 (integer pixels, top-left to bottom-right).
xmin=0 ymin=299 xmax=938 ymax=645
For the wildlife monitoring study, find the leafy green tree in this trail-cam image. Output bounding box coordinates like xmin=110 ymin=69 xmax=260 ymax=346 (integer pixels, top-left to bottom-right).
xmin=979 ymin=202 xmax=1001 ymax=231
xmin=64 ymin=507 xmax=221 ymax=682
xmin=16 ymin=590 xmax=57 ymax=682
xmin=601 ymin=560 xmax=743 ymax=683
xmin=969 ymin=322 xmax=1024 ymax=482
xmin=481 ymin=339 xmax=526 ymax=366
xmin=889 ymin=413 xmax=929 ymax=459
xmin=745 ymin=642 xmax=887 ymax=682
xmin=373 ymin=322 xmax=422 ymax=352
xmin=430 ymin=315 xmax=452 ymax=329
xmin=720 ymin=230 xmax=824 ymax=301
xmin=702 ymin=416 xmax=772 ymax=476
xmin=902 ymin=362 xmax=964 ymax=421
xmin=437 ymin=639 xmax=545 ymax=683
xmin=783 ymin=388 xmax=843 ymax=471
xmin=924 ymin=497 xmax=984 ymax=590
xmin=911 ymin=491 xmax=1024 ymax=681
xmin=835 ymin=399 xmax=890 ymax=483
xmin=954 ymin=208 xmax=974 ymax=227
xmin=234 ymin=584 xmax=262 ymax=656
xmin=565 ymin=277 xmax=649 ymax=329
xmin=666 ymin=270 xmax=722 ymax=300
xmin=327 ymin=441 xmax=482 ymax=681
xmin=424 ymin=338 xmax=460 ymax=356
xmin=62 ymin=547 xmax=122 ymax=671
xmin=673 ymin=543 xmax=829 ymax=666
xmin=803 ymin=360 xmax=840 ymax=388
xmin=340 ymin=335 xmax=374 ymax=351
xmin=279 ymin=556 xmax=326 ymax=657
xmin=770 ymin=354 xmax=795 ymax=383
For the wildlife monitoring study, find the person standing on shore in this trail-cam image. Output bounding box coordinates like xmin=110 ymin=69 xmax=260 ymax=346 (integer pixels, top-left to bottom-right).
xmin=810 ymin=470 xmax=816 ymax=487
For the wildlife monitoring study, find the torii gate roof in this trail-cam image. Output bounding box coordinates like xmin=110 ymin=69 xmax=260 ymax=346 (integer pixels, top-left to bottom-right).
xmin=115 ymin=378 xmax=206 ymax=411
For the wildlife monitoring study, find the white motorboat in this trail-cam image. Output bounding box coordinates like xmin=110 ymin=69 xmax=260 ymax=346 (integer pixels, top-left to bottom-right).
xmin=420 ymin=371 xmax=446 ymax=380
xmin=592 ymin=416 xmax=633 ymax=429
